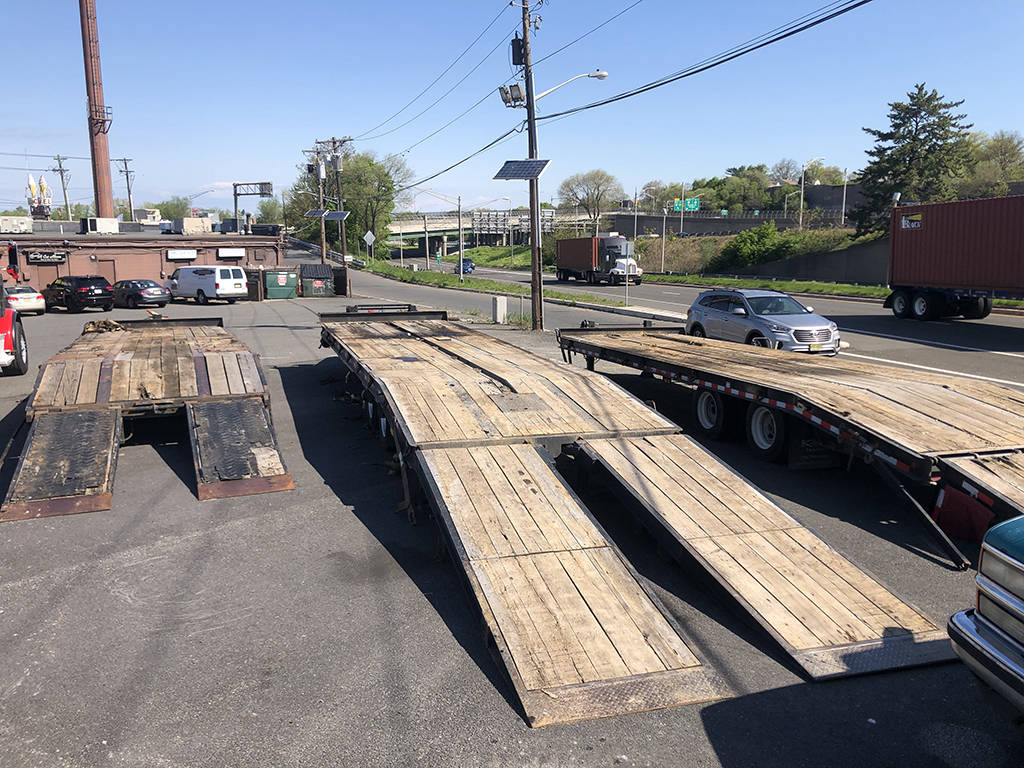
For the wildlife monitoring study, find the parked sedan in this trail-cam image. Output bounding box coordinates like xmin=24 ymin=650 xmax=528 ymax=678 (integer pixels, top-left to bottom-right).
xmin=113 ymin=279 xmax=171 ymax=308
xmin=452 ymin=257 xmax=475 ymax=274
xmin=4 ymin=285 xmax=45 ymax=315
xmin=42 ymin=275 xmax=114 ymax=313
xmin=685 ymin=288 xmax=840 ymax=354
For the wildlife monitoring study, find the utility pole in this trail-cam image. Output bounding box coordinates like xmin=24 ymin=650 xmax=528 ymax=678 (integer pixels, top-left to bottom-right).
xmin=840 ymin=168 xmax=848 ymax=227
xmin=423 ymin=215 xmax=429 ymax=270
xmin=521 ymin=2 xmax=543 ymax=330
xmin=661 ymin=208 xmax=667 ymax=272
xmin=51 ymin=155 xmax=73 ymax=222
xmin=315 ymin=137 xmax=352 ymax=256
xmin=113 ymin=157 xmax=134 ymax=221
xmin=317 ymin=159 xmax=326 ymax=264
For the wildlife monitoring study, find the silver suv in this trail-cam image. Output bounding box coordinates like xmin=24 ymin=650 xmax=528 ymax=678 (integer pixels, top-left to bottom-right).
xmin=685 ymin=288 xmax=840 ymax=354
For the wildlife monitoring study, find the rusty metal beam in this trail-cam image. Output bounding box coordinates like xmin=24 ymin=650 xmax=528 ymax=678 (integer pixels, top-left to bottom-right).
xmin=79 ymin=0 xmax=115 ymax=219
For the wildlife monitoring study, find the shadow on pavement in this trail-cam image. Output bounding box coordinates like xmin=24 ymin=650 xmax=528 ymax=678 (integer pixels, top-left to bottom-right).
xmin=277 ymin=357 xmax=518 ymax=714
xmin=700 ymin=662 xmax=1024 ymax=768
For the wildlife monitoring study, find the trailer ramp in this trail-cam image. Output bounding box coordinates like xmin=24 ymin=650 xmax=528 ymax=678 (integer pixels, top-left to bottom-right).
xmin=1 ymin=409 xmax=121 ymax=521
xmin=416 ymin=442 xmax=728 ymax=726
xmin=322 ymin=315 xmax=728 ymax=725
xmin=938 ymin=450 xmax=1024 ymax=521
xmin=577 ymin=434 xmax=955 ymax=678
xmin=188 ymin=398 xmax=295 ymax=500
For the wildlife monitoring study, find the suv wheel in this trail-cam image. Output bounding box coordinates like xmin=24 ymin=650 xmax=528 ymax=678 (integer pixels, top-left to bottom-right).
xmin=689 ymin=325 xmax=706 ymax=338
xmin=3 ymin=320 xmax=28 ymax=376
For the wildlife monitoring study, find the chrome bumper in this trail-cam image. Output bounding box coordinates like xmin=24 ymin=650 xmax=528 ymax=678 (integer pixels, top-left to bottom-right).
xmin=948 ymin=609 xmax=1024 ymax=712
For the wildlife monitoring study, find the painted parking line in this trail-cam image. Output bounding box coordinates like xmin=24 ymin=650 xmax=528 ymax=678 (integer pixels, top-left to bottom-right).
xmin=841 ymin=351 xmax=1024 ymax=389
xmin=839 ymin=327 xmax=1024 ymax=359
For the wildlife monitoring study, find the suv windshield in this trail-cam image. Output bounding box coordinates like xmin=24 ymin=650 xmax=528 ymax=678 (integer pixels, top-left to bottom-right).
xmin=747 ymin=295 xmax=808 ymax=316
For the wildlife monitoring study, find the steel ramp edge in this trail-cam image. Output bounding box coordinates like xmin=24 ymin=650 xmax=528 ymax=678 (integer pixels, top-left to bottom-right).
xmin=186 ymin=397 xmax=294 ymax=501
xmin=1 ymin=409 xmax=122 ymax=522
xmin=576 ymin=434 xmax=957 ymax=679
xmin=412 ymin=444 xmax=731 ymax=727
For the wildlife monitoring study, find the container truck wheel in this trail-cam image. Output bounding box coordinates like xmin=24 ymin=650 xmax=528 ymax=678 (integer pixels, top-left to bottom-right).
xmin=911 ymin=291 xmax=941 ymax=321
xmin=961 ymin=297 xmax=993 ymax=320
xmin=891 ymin=290 xmax=911 ymax=319
xmin=692 ymin=389 xmax=736 ymax=440
xmin=745 ymin=404 xmax=787 ymax=462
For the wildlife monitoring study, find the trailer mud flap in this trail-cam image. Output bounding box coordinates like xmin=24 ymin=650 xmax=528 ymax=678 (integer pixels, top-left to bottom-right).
xmin=1 ymin=409 xmax=121 ymax=521
xmin=187 ymin=397 xmax=294 ymax=500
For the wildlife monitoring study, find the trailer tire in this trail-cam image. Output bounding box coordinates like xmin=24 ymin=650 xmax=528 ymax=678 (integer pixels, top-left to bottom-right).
xmin=745 ymin=404 xmax=787 ymax=462
xmin=891 ymin=290 xmax=911 ymax=318
xmin=911 ymin=291 xmax=941 ymax=321
xmin=692 ymin=389 xmax=736 ymax=440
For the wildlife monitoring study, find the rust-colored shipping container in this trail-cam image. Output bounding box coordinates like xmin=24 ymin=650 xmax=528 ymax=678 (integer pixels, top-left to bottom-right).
xmin=886 ymin=196 xmax=1024 ymax=320
xmin=556 ymin=237 xmax=599 ymax=272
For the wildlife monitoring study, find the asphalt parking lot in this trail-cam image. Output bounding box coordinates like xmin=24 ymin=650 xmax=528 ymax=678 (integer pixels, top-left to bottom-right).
xmin=1 ymin=295 xmax=1022 ymax=767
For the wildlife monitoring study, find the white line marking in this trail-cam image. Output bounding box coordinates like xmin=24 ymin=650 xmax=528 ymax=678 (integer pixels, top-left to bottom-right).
xmin=661 ymin=291 xmax=682 ymax=296
xmin=841 ymin=351 xmax=1024 ymax=388
xmin=839 ymin=327 xmax=1024 ymax=359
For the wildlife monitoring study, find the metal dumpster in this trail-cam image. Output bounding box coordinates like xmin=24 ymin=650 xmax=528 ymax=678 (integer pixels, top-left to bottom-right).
xmin=300 ymin=263 xmax=334 ymax=298
xmin=265 ymin=269 xmax=298 ymax=299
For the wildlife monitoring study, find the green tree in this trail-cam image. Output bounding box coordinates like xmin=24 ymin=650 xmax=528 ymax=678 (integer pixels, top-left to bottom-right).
xmin=257 ymin=197 xmax=283 ymax=223
xmin=1 ymin=206 xmax=29 ymax=216
xmin=557 ymin=169 xmax=624 ymax=235
xmin=979 ymin=130 xmax=1024 ymax=178
xmin=145 ymin=195 xmax=191 ymax=220
xmin=803 ymin=161 xmax=845 ymax=186
xmin=853 ymin=83 xmax=972 ymax=234
xmin=50 ymin=202 xmax=93 ymax=220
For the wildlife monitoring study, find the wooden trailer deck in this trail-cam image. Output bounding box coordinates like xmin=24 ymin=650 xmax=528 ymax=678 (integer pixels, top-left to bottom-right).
xmin=1 ymin=320 xmax=293 ymax=521
xmin=321 ymin=314 xmax=728 ymax=725
xmin=321 ymin=317 xmax=677 ymax=448
xmin=575 ymin=434 xmax=954 ymax=678
xmin=557 ymin=328 xmax=1024 ymax=461
xmin=939 ymin=449 xmax=1024 ymax=519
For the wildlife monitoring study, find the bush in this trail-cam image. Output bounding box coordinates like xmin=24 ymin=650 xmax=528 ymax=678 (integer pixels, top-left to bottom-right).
xmin=707 ymin=222 xmax=857 ymax=273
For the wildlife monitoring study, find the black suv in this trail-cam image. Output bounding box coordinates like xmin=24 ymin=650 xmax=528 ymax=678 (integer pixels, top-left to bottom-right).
xmin=43 ymin=275 xmax=115 ymax=313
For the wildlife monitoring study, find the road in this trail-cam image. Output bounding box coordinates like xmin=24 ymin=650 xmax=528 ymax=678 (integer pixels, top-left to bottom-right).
xmin=0 ymin=283 xmax=1021 ymax=767
xmin=466 ymin=264 xmax=1024 ymax=388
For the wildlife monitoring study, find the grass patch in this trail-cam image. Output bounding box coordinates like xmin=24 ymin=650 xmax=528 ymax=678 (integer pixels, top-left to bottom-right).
xmin=639 ymin=273 xmax=1024 ymax=308
xmin=362 ymin=260 xmax=625 ymax=307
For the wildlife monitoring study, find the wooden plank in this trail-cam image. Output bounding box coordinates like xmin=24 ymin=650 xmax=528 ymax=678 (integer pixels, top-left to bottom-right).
xmin=237 ymin=353 xmax=263 ymax=395
xmin=177 ymin=356 xmax=199 ymax=398
xmin=74 ymin=358 xmax=103 ymax=405
xmin=59 ymin=361 xmax=83 ymax=407
xmin=222 ymin=351 xmax=246 ymax=395
xmin=204 ymin=352 xmax=230 ymax=396
xmin=33 ymin=363 xmax=65 ymax=408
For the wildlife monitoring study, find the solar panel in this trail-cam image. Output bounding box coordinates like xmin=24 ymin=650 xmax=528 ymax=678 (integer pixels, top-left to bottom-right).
xmin=303 ymin=209 xmax=327 ymax=218
xmin=493 ymin=159 xmax=550 ymax=180
xmin=324 ymin=211 xmax=350 ymax=221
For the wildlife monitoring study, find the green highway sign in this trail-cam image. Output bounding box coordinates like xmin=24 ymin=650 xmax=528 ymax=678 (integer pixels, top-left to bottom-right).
xmin=673 ymin=198 xmax=682 ymax=212
xmin=684 ymin=198 xmax=699 ymax=212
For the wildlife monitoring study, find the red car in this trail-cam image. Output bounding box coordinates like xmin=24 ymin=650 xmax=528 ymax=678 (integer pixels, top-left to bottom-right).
xmin=0 ymin=284 xmax=28 ymax=376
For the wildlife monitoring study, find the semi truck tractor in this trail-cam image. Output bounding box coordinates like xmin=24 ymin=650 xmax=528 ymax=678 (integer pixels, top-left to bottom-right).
xmin=885 ymin=195 xmax=1024 ymax=320
xmin=556 ymin=233 xmax=642 ymax=285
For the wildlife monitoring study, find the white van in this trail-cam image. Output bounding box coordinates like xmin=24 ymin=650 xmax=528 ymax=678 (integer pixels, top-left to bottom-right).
xmin=166 ymin=266 xmax=248 ymax=304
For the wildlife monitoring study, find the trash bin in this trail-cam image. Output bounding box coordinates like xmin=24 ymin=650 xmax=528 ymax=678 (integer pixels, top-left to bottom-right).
xmin=244 ymin=268 xmax=264 ymax=301
xmin=265 ymin=269 xmax=298 ymax=299
xmin=331 ymin=266 xmax=348 ymax=296
xmin=300 ymin=263 xmax=334 ymax=298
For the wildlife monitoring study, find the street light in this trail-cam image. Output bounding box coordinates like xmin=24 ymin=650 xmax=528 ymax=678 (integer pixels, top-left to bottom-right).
xmin=784 ymin=190 xmax=799 ymax=220
xmin=799 ymin=156 xmax=824 ymax=231
xmin=500 ymin=66 xmax=608 ymax=330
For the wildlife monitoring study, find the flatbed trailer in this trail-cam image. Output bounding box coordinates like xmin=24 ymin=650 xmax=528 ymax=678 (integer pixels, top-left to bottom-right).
xmin=556 ymin=326 xmax=1024 ymax=559
xmin=1 ymin=318 xmax=294 ymax=521
xmin=320 ymin=310 xmax=954 ymax=723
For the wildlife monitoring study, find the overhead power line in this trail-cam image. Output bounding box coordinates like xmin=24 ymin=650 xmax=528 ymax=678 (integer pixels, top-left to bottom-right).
xmin=532 ymin=0 xmax=646 ymax=68
xmin=0 ymin=151 xmax=92 ymax=161
xmin=401 ymin=0 xmax=873 ymax=190
xmin=537 ymin=0 xmax=874 ymax=123
xmin=353 ymin=3 xmax=512 ymax=139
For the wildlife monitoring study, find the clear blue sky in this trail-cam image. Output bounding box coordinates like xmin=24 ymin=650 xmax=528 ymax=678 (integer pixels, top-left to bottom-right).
xmin=2 ymin=0 xmax=1022 ymax=214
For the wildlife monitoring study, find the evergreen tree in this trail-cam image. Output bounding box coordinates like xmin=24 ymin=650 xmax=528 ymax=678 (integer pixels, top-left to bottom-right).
xmin=853 ymin=83 xmax=972 ymax=234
